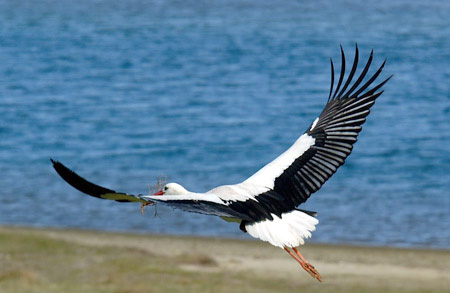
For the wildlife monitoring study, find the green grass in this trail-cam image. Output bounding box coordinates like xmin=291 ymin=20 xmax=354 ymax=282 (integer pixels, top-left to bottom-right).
xmin=0 ymin=229 xmax=290 ymax=292
xmin=0 ymin=226 xmax=448 ymax=293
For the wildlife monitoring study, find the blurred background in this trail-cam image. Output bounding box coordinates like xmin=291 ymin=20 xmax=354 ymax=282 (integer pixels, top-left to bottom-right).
xmin=0 ymin=0 xmax=449 ymax=249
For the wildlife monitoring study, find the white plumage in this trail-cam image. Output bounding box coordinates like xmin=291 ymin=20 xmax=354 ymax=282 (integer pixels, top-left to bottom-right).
xmin=52 ymin=45 xmax=391 ymax=282
xmin=246 ymin=210 xmax=319 ymax=248
xmin=244 ymin=133 xmax=316 ymax=189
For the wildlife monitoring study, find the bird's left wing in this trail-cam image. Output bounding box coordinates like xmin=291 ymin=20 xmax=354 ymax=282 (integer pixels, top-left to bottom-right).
xmin=142 ymin=194 xmax=252 ymax=220
xmin=51 ymin=159 xmax=249 ymax=219
xmin=51 ymin=159 xmax=148 ymax=203
xmin=244 ymin=45 xmax=391 ymax=208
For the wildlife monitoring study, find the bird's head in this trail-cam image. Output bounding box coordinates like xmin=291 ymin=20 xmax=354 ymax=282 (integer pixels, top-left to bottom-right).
xmin=154 ymin=182 xmax=188 ymax=195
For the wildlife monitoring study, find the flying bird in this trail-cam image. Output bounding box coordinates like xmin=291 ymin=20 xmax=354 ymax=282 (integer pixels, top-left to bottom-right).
xmin=52 ymin=45 xmax=391 ymax=282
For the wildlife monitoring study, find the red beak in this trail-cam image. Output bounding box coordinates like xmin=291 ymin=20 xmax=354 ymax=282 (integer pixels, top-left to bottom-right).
xmin=154 ymin=190 xmax=164 ymax=195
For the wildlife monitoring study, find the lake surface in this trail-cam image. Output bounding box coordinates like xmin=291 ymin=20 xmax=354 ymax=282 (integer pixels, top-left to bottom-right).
xmin=1 ymin=0 xmax=449 ymax=249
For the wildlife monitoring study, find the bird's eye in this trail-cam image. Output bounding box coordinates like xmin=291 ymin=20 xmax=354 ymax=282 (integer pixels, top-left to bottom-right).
xmin=164 ymin=186 xmax=168 ymax=191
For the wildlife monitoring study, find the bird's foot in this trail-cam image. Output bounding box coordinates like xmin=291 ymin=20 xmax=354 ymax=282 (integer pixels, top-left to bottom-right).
xmin=301 ymin=261 xmax=322 ymax=282
xmin=284 ymin=247 xmax=322 ymax=282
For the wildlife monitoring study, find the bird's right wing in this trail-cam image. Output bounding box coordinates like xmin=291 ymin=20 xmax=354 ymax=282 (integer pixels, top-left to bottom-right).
xmin=244 ymin=45 xmax=392 ymax=210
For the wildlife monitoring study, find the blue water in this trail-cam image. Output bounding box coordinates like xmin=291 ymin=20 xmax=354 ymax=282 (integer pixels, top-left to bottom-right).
xmin=1 ymin=0 xmax=449 ymax=249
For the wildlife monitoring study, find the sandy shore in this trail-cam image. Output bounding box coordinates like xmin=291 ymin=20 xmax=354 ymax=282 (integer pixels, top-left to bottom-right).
xmin=0 ymin=225 xmax=449 ymax=292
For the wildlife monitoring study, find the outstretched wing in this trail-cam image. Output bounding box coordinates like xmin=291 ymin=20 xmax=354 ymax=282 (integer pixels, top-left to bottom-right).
xmin=244 ymin=45 xmax=392 ymax=210
xmin=51 ymin=45 xmax=391 ymax=223
xmin=142 ymin=193 xmax=254 ymax=220
xmin=51 ymin=159 xmax=148 ymax=203
xmin=51 ymin=159 xmax=247 ymax=219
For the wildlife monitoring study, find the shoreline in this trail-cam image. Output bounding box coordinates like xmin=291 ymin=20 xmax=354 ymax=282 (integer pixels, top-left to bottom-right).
xmin=4 ymin=223 xmax=448 ymax=252
xmin=1 ymin=225 xmax=449 ymax=292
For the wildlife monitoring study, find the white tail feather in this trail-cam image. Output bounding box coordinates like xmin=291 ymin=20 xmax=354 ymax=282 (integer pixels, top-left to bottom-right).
xmin=245 ymin=210 xmax=319 ymax=248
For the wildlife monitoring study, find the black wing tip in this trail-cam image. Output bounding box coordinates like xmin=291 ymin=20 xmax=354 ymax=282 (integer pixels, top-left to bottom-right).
xmin=331 ymin=45 xmax=347 ymax=100
xmin=329 ymin=45 xmax=391 ymax=101
xmin=50 ymin=158 xmax=63 ymax=169
xmin=51 ymin=158 xmax=68 ymax=175
xmin=379 ymin=58 xmax=387 ymax=70
xmin=51 ymin=159 xmax=117 ymax=199
xmin=328 ymin=57 xmax=335 ymax=102
xmin=354 ymin=44 xmax=359 ymax=59
xmin=50 ymin=158 xmax=66 ymax=173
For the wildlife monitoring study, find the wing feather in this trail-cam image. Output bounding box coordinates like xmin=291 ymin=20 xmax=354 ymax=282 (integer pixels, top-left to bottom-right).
xmin=51 ymin=159 xmax=251 ymax=219
xmin=51 ymin=45 xmax=391 ymax=223
xmin=51 ymin=159 xmax=147 ymax=203
xmin=244 ymin=45 xmax=391 ymax=212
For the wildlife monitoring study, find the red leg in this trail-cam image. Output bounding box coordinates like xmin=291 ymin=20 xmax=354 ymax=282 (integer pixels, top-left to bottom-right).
xmin=292 ymin=247 xmax=307 ymax=262
xmin=284 ymin=247 xmax=322 ymax=282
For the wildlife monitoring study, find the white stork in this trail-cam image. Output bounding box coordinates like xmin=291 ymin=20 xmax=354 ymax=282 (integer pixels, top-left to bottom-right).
xmin=51 ymin=45 xmax=391 ymax=282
